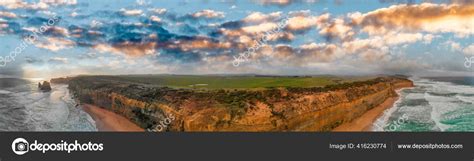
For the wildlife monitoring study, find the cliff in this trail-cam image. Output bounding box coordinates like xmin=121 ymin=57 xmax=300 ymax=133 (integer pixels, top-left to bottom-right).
xmin=67 ymin=76 xmax=413 ymax=132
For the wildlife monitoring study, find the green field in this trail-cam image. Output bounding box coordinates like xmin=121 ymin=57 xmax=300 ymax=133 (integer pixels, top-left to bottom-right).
xmin=86 ymin=75 xmax=374 ymax=89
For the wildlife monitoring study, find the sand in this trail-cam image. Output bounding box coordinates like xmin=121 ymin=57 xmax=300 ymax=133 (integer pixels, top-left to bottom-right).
xmin=81 ymin=104 xmax=144 ymax=132
xmin=332 ymin=97 xmax=399 ymax=132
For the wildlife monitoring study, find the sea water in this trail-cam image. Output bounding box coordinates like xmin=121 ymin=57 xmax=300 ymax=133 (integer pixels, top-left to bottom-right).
xmin=0 ymin=78 xmax=97 ymax=131
xmin=373 ymin=77 xmax=474 ymax=132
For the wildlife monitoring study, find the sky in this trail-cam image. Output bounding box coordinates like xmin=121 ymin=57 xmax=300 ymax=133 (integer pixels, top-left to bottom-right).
xmin=0 ymin=0 xmax=473 ymax=79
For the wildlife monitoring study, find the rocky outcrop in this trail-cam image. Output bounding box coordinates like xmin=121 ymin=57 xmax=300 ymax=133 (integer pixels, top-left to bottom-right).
xmin=68 ymin=76 xmax=413 ymax=132
xmin=38 ymin=81 xmax=52 ymax=91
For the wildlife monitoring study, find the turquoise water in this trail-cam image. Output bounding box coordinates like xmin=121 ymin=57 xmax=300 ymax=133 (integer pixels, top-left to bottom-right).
xmin=373 ymin=77 xmax=474 ymax=132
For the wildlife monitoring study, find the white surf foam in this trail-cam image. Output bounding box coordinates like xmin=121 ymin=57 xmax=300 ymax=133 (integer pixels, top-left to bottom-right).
xmin=0 ymin=90 xmax=12 ymax=94
xmin=371 ymin=88 xmax=406 ymax=131
xmin=372 ymin=77 xmax=474 ymax=132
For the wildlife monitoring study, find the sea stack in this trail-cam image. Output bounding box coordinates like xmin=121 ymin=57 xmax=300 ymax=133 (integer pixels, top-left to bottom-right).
xmin=38 ymin=81 xmax=52 ymax=92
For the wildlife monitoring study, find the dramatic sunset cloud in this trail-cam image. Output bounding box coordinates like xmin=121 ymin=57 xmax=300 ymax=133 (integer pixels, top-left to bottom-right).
xmin=0 ymin=0 xmax=472 ymax=78
xmin=352 ymin=3 xmax=474 ymax=36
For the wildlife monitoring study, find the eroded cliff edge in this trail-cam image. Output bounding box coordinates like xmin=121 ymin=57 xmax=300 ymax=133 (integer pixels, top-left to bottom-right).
xmin=65 ymin=76 xmax=413 ymax=132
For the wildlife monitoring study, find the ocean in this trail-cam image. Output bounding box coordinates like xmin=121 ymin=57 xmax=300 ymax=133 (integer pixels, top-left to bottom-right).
xmin=0 ymin=78 xmax=96 ymax=131
xmin=373 ymin=77 xmax=474 ymax=132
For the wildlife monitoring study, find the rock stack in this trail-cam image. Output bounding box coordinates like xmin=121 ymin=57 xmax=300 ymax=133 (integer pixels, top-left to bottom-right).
xmin=38 ymin=81 xmax=52 ymax=91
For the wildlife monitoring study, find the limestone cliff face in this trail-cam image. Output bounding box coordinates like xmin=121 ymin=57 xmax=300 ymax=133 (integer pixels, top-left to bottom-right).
xmin=68 ymin=76 xmax=413 ymax=132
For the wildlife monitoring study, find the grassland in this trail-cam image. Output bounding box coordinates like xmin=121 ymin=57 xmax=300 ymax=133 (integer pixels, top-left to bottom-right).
xmin=75 ymin=74 xmax=376 ymax=90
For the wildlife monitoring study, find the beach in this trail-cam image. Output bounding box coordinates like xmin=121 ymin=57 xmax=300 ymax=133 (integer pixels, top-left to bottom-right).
xmin=81 ymin=104 xmax=144 ymax=132
xmin=332 ymin=97 xmax=399 ymax=131
xmin=82 ymin=96 xmax=400 ymax=132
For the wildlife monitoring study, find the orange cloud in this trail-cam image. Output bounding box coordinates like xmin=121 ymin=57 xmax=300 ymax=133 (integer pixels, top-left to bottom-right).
xmin=319 ymin=17 xmax=353 ymax=41
xmin=353 ymin=3 xmax=474 ymax=36
xmin=177 ymin=38 xmax=232 ymax=51
xmin=286 ymin=14 xmax=327 ymax=31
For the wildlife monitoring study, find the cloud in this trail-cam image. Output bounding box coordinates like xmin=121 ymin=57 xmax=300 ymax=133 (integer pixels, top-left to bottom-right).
xmin=0 ymin=11 xmax=17 ymax=18
xmin=242 ymin=22 xmax=279 ymax=34
xmin=44 ymin=26 xmax=70 ymax=37
xmin=353 ymin=3 xmax=474 ymax=36
xmin=243 ymin=12 xmax=282 ymax=23
xmin=241 ymin=11 xmax=328 ymax=33
xmin=120 ymin=8 xmax=143 ymax=16
xmin=150 ymin=15 xmax=162 ymax=22
xmin=0 ymin=0 xmax=471 ymax=77
xmin=299 ymin=42 xmax=339 ymax=62
xmin=0 ymin=19 xmax=9 ymax=34
xmin=149 ymin=8 xmax=167 ymax=14
xmin=24 ymin=56 xmax=43 ymax=64
xmin=445 ymin=0 xmax=474 ymax=5
xmin=341 ymin=32 xmax=430 ymax=55
xmin=77 ymin=52 xmax=97 ymax=59
xmin=444 ymin=40 xmax=462 ymax=52
xmin=422 ymin=34 xmax=437 ymax=44
xmin=48 ymin=57 xmax=68 ymax=64
xmin=40 ymin=0 xmax=76 ymax=6
xmin=0 ymin=0 xmax=28 ymax=9
xmin=463 ymin=44 xmax=474 ymax=55
xmin=33 ymin=37 xmax=75 ymax=52
xmin=318 ymin=17 xmax=353 ymax=41
xmin=253 ymin=0 xmax=327 ymax=6
xmin=191 ymin=9 xmax=225 ymax=19
xmin=272 ymin=44 xmax=295 ymax=58
xmin=176 ymin=37 xmax=232 ymax=51
xmin=286 ymin=14 xmax=327 ymax=31
xmin=383 ymin=32 xmax=424 ymax=45
xmin=93 ymin=42 xmax=156 ymax=57
xmin=0 ymin=0 xmax=49 ymax=10
xmin=255 ymin=0 xmax=292 ymax=6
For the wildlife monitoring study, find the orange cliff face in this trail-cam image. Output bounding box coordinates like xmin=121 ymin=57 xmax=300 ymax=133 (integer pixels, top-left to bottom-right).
xmin=67 ymin=76 xmax=414 ymax=132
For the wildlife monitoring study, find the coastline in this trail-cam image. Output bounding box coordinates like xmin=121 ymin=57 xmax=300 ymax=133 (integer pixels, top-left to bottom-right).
xmin=65 ymin=76 xmax=414 ymax=132
xmin=81 ymin=104 xmax=144 ymax=132
xmin=332 ymin=96 xmax=399 ymax=132
xmin=332 ymin=82 xmax=413 ymax=132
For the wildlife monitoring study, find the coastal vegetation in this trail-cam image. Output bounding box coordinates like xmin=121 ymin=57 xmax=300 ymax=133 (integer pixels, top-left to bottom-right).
xmin=58 ymin=75 xmax=413 ymax=132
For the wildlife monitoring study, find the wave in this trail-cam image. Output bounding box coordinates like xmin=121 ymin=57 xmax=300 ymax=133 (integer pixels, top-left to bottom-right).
xmin=0 ymin=81 xmax=97 ymax=131
xmin=371 ymin=88 xmax=406 ymax=131
xmin=372 ymin=77 xmax=474 ymax=132
xmin=0 ymin=90 xmax=12 ymax=94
